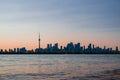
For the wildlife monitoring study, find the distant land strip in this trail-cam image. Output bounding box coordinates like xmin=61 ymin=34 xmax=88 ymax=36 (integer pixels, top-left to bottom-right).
xmin=0 ymin=51 xmax=120 ymax=54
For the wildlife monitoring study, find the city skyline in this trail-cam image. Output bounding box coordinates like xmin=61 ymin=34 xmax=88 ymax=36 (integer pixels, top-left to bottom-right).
xmin=0 ymin=33 xmax=119 ymax=53
xmin=0 ymin=33 xmax=119 ymax=51
xmin=0 ymin=0 xmax=120 ymax=50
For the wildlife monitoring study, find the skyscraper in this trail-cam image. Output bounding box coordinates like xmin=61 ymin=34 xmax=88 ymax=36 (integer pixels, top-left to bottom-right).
xmin=38 ymin=33 xmax=40 ymax=49
xmin=116 ymin=46 xmax=118 ymax=52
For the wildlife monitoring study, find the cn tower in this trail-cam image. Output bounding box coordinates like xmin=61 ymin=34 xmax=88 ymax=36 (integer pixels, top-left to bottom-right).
xmin=38 ymin=33 xmax=40 ymax=49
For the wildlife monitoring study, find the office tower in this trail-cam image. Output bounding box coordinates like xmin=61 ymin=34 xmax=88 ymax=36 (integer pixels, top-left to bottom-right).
xmin=104 ymin=46 xmax=106 ymax=49
xmin=20 ymin=47 xmax=26 ymax=53
xmin=88 ymin=43 xmax=92 ymax=51
xmin=83 ymin=46 xmax=85 ymax=51
xmin=66 ymin=42 xmax=74 ymax=51
xmin=14 ymin=48 xmax=16 ymax=53
xmin=17 ymin=48 xmax=20 ymax=53
xmin=47 ymin=44 xmax=50 ymax=49
xmin=116 ymin=46 xmax=118 ymax=52
xmin=53 ymin=43 xmax=59 ymax=51
xmin=60 ymin=46 xmax=63 ymax=50
xmin=93 ymin=44 xmax=94 ymax=49
xmin=75 ymin=43 xmax=80 ymax=52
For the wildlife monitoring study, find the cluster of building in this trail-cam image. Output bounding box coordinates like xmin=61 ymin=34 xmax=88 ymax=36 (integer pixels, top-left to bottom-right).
xmin=0 ymin=34 xmax=119 ymax=54
xmin=41 ymin=42 xmax=119 ymax=53
xmin=0 ymin=42 xmax=119 ymax=54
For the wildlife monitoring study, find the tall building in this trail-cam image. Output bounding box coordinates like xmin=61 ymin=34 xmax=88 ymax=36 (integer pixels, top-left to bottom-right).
xmin=14 ymin=48 xmax=16 ymax=53
xmin=116 ymin=46 xmax=118 ymax=52
xmin=93 ymin=44 xmax=94 ymax=49
xmin=20 ymin=47 xmax=26 ymax=53
xmin=53 ymin=43 xmax=59 ymax=51
xmin=38 ymin=33 xmax=40 ymax=49
xmin=88 ymin=43 xmax=92 ymax=51
xmin=74 ymin=43 xmax=80 ymax=52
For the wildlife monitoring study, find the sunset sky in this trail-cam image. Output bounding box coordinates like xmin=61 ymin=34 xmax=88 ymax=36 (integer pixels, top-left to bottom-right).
xmin=0 ymin=0 xmax=120 ymax=50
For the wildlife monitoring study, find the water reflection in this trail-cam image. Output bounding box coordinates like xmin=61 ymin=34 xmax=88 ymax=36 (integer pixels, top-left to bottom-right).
xmin=0 ymin=54 xmax=120 ymax=80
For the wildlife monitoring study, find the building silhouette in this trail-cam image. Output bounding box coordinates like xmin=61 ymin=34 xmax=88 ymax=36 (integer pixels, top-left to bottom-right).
xmin=116 ymin=46 xmax=118 ymax=52
xmin=35 ymin=33 xmax=42 ymax=53
xmin=20 ymin=47 xmax=26 ymax=53
xmin=0 ymin=34 xmax=119 ymax=54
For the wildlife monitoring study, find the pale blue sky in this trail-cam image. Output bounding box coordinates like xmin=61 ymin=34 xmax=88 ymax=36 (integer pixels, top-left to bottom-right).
xmin=0 ymin=0 xmax=120 ymax=49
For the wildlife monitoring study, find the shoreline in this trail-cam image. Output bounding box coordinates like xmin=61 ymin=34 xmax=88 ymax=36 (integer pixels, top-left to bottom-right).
xmin=0 ymin=52 xmax=120 ymax=55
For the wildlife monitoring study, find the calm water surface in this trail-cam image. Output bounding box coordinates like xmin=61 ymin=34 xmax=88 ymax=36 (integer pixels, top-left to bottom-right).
xmin=0 ymin=54 xmax=120 ymax=80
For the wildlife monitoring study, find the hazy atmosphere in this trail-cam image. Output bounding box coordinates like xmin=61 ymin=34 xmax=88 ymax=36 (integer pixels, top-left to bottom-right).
xmin=0 ymin=0 xmax=120 ymax=50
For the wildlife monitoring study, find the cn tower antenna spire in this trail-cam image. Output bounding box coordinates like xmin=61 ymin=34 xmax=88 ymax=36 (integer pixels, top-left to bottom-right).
xmin=38 ymin=33 xmax=40 ymax=49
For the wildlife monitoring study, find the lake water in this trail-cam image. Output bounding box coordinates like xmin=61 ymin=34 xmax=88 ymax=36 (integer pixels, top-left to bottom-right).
xmin=0 ymin=54 xmax=120 ymax=80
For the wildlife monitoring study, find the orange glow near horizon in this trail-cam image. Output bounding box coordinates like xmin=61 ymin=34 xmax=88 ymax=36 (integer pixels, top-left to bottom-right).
xmin=0 ymin=0 xmax=120 ymax=51
xmin=0 ymin=27 xmax=119 ymax=50
xmin=0 ymin=36 xmax=119 ymax=50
